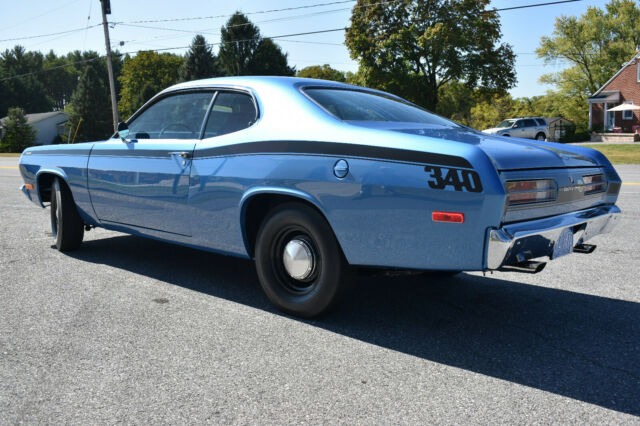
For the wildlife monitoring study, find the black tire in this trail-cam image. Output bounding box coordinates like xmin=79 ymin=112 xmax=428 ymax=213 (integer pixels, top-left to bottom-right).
xmin=502 ymin=134 xmax=510 ymax=137
xmin=254 ymin=203 xmax=350 ymax=317
xmin=535 ymin=132 xmax=546 ymax=141
xmin=50 ymin=177 xmax=84 ymax=251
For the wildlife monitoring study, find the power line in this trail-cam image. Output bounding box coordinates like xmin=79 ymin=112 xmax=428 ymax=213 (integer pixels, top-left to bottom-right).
xmin=0 ymin=24 xmax=102 ymax=43
xmin=118 ymin=0 xmax=357 ymax=25
xmin=0 ymin=56 xmax=101 ymax=82
xmin=0 ymin=0 xmax=84 ymax=34
xmin=1 ymin=0 xmax=582 ymax=46
xmin=119 ymin=28 xmax=348 ymax=55
xmin=485 ymin=0 xmax=582 ymax=13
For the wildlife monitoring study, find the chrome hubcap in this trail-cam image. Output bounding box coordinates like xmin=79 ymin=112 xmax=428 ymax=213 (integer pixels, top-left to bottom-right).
xmin=282 ymin=238 xmax=315 ymax=281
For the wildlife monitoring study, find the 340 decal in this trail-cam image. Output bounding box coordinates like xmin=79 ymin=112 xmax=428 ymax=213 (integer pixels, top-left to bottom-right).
xmin=424 ymin=166 xmax=483 ymax=193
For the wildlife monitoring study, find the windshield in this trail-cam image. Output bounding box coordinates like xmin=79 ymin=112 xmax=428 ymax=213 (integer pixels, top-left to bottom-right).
xmin=497 ymin=119 xmax=516 ymax=128
xmin=304 ymin=88 xmax=458 ymax=127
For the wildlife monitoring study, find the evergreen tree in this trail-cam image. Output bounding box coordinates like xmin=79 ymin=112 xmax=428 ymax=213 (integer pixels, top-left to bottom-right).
xmin=179 ymin=35 xmax=221 ymax=81
xmin=0 ymin=46 xmax=53 ymax=116
xmin=218 ymin=12 xmax=262 ymax=76
xmin=249 ymin=39 xmax=295 ymax=76
xmin=66 ymin=66 xmax=112 ymax=143
xmin=0 ymin=107 xmax=37 ymax=153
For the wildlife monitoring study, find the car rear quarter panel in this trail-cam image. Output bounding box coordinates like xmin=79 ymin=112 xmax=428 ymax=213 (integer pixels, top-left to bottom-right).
xmin=188 ymin=145 xmax=506 ymax=271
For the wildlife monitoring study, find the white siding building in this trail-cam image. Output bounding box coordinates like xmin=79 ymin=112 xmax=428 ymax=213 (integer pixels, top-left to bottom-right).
xmin=0 ymin=111 xmax=68 ymax=145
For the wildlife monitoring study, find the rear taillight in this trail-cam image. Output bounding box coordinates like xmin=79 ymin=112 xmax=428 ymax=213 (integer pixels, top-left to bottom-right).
xmin=506 ymin=179 xmax=557 ymax=205
xmin=583 ymin=174 xmax=606 ymax=194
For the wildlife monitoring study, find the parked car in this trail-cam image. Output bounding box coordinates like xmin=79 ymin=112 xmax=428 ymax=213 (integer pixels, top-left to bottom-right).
xmin=18 ymin=77 xmax=621 ymax=317
xmin=483 ymin=117 xmax=549 ymax=140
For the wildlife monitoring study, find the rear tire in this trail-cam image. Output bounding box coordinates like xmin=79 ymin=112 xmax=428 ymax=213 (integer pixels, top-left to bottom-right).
xmin=50 ymin=177 xmax=84 ymax=251
xmin=254 ymin=203 xmax=350 ymax=318
xmin=535 ymin=132 xmax=546 ymax=141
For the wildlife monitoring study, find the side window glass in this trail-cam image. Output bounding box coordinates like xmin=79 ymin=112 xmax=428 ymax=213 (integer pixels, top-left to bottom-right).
xmin=523 ymin=119 xmax=536 ymax=127
xmin=204 ymin=92 xmax=257 ymax=138
xmin=127 ymin=92 xmax=213 ymax=140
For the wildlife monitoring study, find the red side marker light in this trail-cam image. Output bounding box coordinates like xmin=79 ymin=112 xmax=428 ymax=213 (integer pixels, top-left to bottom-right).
xmin=25 ymin=184 xmax=34 ymax=191
xmin=432 ymin=211 xmax=464 ymax=223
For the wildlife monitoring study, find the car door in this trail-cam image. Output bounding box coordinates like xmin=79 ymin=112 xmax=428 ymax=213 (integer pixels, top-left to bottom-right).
xmin=511 ymin=119 xmax=526 ymax=137
xmin=518 ymin=119 xmax=531 ymax=138
xmin=88 ymin=90 xmax=214 ymax=236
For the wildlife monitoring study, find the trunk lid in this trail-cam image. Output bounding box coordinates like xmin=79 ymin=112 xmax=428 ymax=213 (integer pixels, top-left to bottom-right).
xmin=349 ymin=122 xmax=600 ymax=170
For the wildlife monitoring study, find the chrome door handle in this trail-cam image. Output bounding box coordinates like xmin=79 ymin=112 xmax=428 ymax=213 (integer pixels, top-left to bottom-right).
xmin=169 ymin=151 xmax=192 ymax=167
xmin=169 ymin=151 xmax=192 ymax=159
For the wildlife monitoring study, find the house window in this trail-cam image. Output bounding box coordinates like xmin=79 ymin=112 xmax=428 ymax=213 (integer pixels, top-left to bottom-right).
xmin=623 ymin=101 xmax=634 ymax=120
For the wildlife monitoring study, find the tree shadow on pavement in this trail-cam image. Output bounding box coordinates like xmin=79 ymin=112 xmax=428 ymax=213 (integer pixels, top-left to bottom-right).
xmin=70 ymin=234 xmax=640 ymax=416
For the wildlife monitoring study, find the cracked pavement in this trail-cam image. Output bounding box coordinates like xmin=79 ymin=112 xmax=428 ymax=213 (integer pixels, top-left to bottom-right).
xmin=1 ymin=157 xmax=639 ymax=424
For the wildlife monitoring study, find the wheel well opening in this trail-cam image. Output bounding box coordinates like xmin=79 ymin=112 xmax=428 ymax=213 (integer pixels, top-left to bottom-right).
xmin=37 ymin=173 xmax=56 ymax=203
xmin=243 ymin=194 xmax=327 ymax=258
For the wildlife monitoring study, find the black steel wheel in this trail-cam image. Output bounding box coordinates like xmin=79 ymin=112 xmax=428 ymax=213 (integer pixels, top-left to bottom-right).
xmin=50 ymin=177 xmax=84 ymax=251
xmin=254 ymin=203 xmax=350 ymax=317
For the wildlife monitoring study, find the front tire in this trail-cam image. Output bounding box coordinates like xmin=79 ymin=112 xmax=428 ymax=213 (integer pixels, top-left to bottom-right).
xmin=254 ymin=203 xmax=349 ymax=317
xmin=50 ymin=177 xmax=84 ymax=251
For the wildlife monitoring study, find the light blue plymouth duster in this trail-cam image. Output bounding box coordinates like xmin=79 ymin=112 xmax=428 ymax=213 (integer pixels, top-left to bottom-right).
xmin=19 ymin=76 xmax=621 ymax=317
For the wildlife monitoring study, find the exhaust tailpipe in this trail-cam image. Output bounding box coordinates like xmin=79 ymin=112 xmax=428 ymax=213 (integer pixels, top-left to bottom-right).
xmin=573 ymin=243 xmax=596 ymax=254
xmin=499 ymin=261 xmax=547 ymax=274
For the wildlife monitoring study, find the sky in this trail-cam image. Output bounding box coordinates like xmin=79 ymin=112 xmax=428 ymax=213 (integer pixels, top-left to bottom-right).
xmin=0 ymin=0 xmax=614 ymax=98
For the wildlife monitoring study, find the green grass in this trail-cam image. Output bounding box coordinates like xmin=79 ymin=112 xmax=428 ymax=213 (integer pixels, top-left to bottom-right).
xmin=580 ymin=144 xmax=640 ymax=164
xmin=0 ymin=153 xmax=20 ymax=157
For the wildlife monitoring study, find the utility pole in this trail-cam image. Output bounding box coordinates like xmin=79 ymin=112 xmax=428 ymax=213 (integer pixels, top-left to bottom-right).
xmin=100 ymin=0 xmax=119 ymax=132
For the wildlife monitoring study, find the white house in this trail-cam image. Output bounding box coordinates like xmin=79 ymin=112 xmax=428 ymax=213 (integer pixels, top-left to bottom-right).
xmin=0 ymin=111 xmax=68 ymax=145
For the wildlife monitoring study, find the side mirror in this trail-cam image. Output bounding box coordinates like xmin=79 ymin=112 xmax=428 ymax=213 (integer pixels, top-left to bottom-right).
xmin=117 ymin=121 xmax=133 ymax=142
xmin=513 ymin=124 xmax=519 ymax=128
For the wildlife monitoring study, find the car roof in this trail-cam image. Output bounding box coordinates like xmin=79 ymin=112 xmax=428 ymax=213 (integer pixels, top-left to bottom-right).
xmin=161 ymin=75 xmax=403 ymax=100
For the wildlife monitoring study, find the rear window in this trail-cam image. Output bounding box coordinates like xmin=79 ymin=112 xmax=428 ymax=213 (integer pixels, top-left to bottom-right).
xmin=304 ymin=88 xmax=457 ymax=127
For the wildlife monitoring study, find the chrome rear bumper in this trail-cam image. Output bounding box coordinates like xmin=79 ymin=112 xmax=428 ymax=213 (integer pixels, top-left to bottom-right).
xmin=487 ymin=205 xmax=621 ymax=270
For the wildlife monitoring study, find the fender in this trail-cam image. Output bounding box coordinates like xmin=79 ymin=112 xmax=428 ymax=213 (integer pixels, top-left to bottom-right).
xmin=35 ymin=167 xmax=69 ymax=208
xmin=238 ymin=186 xmax=332 ymax=255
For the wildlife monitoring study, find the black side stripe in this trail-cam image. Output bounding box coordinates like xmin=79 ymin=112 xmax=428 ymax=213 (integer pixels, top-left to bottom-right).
xmin=31 ymin=140 xmax=473 ymax=169
xmin=195 ymin=140 xmax=472 ymax=169
xmin=27 ymin=149 xmax=92 ymax=156
xmin=90 ymin=149 xmax=174 ymax=158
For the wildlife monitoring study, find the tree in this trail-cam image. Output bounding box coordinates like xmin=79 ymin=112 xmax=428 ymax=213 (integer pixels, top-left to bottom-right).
xmin=65 ymin=66 xmax=112 ymax=143
xmin=219 ymin=12 xmax=261 ymax=76
xmin=219 ymin=12 xmax=294 ymax=76
xmin=41 ymin=50 xmax=78 ymax=111
xmin=118 ymin=51 xmax=183 ymax=119
xmin=0 ymin=45 xmax=53 ymax=117
xmin=297 ymin=64 xmax=346 ymax=82
xmin=249 ymin=38 xmax=295 ymax=76
xmin=537 ymin=0 xmax=640 ymax=124
xmin=345 ymin=0 xmax=516 ymax=110
xmin=0 ymin=107 xmax=37 ymax=152
xmin=179 ymin=35 xmax=222 ymax=81
xmin=436 ymin=81 xmax=475 ymax=125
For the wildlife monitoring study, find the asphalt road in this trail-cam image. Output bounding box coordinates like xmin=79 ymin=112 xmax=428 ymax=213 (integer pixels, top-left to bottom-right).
xmin=1 ymin=156 xmax=639 ymax=424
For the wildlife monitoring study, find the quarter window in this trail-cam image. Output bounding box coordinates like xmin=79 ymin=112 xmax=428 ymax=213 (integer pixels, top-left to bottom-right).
xmin=623 ymin=101 xmax=634 ymax=120
xmin=204 ymin=92 xmax=257 ymax=138
xmin=127 ymin=92 xmax=213 ymax=140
